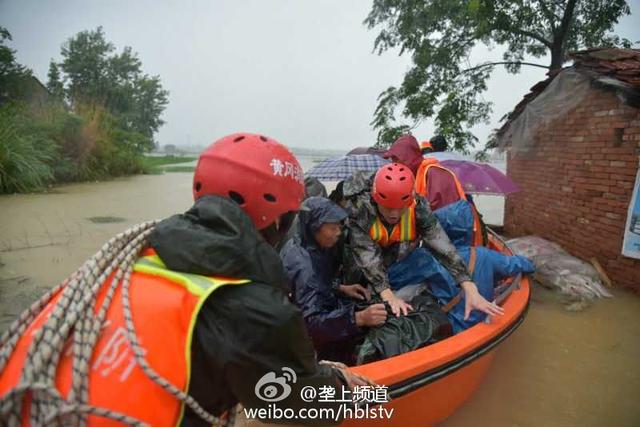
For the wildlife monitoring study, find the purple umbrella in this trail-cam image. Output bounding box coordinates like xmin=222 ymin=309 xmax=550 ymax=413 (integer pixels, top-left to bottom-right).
xmin=439 ymin=160 xmax=520 ymax=195
xmin=427 ymin=151 xmax=471 ymax=161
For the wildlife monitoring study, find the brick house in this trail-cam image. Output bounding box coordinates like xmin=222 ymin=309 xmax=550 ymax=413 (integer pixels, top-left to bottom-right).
xmin=497 ymin=48 xmax=640 ymax=292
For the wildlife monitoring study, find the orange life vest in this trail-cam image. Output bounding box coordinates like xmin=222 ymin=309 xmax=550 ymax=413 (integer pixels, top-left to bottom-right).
xmin=369 ymin=203 xmax=417 ymax=247
xmin=0 ymin=248 xmax=249 ymax=426
xmin=415 ymin=158 xmax=485 ymax=246
xmin=415 ymin=158 xmax=467 ymax=202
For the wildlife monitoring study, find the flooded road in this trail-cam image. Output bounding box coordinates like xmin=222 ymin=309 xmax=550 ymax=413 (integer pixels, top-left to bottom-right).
xmin=0 ymin=174 xmax=193 ymax=328
xmin=1 ymin=172 xmax=639 ymax=426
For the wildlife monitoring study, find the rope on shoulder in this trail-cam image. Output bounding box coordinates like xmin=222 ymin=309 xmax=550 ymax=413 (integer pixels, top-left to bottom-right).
xmin=0 ymin=221 xmax=233 ymax=427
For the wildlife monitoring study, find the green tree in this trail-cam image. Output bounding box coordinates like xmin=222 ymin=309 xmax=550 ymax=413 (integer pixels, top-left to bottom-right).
xmin=366 ymin=0 xmax=633 ymax=150
xmin=46 ymin=61 xmax=65 ymax=101
xmin=0 ymin=27 xmax=33 ymax=104
xmin=58 ymin=27 xmax=114 ymax=104
xmin=129 ymin=75 xmax=168 ymax=141
xmin=50 ymin=27 xmax=169 ymax=151
xmin=0 ymin=28 xmax=154 ymax=194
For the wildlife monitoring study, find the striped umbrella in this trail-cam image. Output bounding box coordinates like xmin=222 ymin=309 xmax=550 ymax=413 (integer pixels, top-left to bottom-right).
xmin=305 ymin=154 xmax=390 ymax=181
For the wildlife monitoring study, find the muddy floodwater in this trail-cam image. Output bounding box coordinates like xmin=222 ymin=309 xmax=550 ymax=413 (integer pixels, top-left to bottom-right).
xmin=1 ymin=172 xmax=639 ymax=426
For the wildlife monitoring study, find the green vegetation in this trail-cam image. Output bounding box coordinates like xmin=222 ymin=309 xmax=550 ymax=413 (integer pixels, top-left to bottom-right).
xmin=0 ymin=105 xmax=55 ymax=193
xmin=162 ymin=165 xmax=195 ymax=173
xmin=0 ymin=102 xmax=150 ymax=193
xmin=48 ymin=27 xmax=168 ymax=151
xmin=141 ymin=155 xmax=196 ymax=168
xmin=140 ymin=156 xmax=196 ymax=174
xmin=0 ymin=28 xmax=33 ymax=104
xmin=366 ymin=0 xmax=632 ymax=150
xmin=0 ymin=26 xmax=169 ymax=194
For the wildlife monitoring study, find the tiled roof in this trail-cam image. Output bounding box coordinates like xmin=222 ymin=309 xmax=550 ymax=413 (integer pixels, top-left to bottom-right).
xmin=569 ymin=48 xmax=640 ymax=87
xmin=496 ymin=48 xmax=640 ymax=138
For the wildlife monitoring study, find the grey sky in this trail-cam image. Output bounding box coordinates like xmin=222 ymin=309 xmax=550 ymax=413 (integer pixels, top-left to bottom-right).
xmin=2 ymin=0 xmax=639 ymax=151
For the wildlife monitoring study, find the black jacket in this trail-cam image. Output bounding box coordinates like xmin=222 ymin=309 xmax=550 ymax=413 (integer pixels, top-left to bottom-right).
xmin=149 ymin=195 xmax=346 ymax=426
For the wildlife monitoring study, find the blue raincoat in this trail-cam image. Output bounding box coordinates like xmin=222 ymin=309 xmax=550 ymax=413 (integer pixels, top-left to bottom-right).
xmin=389 ymin=200 xmax=535 ymax=333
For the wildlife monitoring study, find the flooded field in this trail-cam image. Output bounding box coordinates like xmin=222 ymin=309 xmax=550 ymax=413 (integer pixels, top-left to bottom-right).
xmin=1 ymin=172 xmax=639 ymax=426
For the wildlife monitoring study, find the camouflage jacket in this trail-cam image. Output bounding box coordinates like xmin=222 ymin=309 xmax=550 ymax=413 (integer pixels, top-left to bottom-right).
xmin=342 ymin=171 xmax=471 ymax=294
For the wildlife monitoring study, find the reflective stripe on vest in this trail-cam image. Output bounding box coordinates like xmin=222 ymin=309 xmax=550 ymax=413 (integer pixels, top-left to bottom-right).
xmin=0 ymin=249 xmax=249 ymax=427
xmin=369 ymin=204 xmax=416 ymax=247
xmin=134 ymin=253 xmax=249 ymax=296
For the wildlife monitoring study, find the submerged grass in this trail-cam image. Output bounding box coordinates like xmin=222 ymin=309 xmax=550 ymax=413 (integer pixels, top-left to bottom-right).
xmin=141 ymin=155 xmax=196 ymax=174
xmin=87 ymin=216 xmax=127 ymax=224
xmin=161 ymin=165 xmax=195 ymax=173
xmin=140 ymin=155 xmax=196 ymax=168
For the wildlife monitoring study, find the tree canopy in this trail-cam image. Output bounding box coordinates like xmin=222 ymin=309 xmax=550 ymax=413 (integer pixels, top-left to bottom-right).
xmin=47 ymin=27 xmax=169 ymax=151
xmin=366 ymin=0 xmax=633 ymax=150
xmin=0 ymin=26 xmax=33 ymax=104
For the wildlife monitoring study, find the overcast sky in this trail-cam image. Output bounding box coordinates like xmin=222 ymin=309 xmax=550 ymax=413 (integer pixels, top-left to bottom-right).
xmin=2 ymin=0 xmax=639 ymax=151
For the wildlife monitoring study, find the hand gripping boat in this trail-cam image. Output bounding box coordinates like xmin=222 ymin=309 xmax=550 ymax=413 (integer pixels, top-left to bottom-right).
xmin=344 ymin=231 xmax=530 ymax=426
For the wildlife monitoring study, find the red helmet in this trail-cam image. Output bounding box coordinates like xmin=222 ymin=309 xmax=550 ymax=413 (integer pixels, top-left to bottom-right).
xmin=193 ymin=133 xmax=304 ymax=230
xmin=372 ymin=163 xmax=415 ymax=209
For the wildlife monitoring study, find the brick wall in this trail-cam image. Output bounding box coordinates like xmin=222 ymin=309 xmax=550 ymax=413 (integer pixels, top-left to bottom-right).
xmin=504 ymin=87 xmax=640 ymax=292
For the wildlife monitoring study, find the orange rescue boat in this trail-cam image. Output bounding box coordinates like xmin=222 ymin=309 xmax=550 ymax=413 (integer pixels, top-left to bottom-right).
xmin=344 ymin=231 xmax=530 ymax=426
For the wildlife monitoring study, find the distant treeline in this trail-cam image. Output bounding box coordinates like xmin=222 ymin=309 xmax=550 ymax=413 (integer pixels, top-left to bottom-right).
xmin=0 ymin=26 xmax=168 ymax=194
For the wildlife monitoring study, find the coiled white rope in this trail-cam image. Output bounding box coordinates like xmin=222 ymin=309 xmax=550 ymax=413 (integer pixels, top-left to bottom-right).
xmin=0 ymin=221 xmax=234 ymax=426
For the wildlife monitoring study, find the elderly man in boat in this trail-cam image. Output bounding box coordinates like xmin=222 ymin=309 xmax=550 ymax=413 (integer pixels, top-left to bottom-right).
xmin=280 ymin=197 xmax=389 ymax=365
xmin=341 ymin=162 xmax=503 ymax=320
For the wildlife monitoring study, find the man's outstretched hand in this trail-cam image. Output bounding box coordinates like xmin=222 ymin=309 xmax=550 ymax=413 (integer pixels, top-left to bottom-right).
xmin=460 ymin=281 xmax=504 ymax=320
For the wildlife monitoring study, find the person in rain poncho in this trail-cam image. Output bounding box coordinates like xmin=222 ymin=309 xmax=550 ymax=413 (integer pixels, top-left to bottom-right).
xmin=280 ymin=197 xmax=387 ymax=365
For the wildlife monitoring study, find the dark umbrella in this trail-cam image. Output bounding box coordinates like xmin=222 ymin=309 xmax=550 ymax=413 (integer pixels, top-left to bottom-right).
xmin=439 ymin=160 xmax=520 ymax=195
xmin=347 ymin=146 xmax=385 ymax=156
xmin=305 ymin=154 xmax=390 ymax=181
